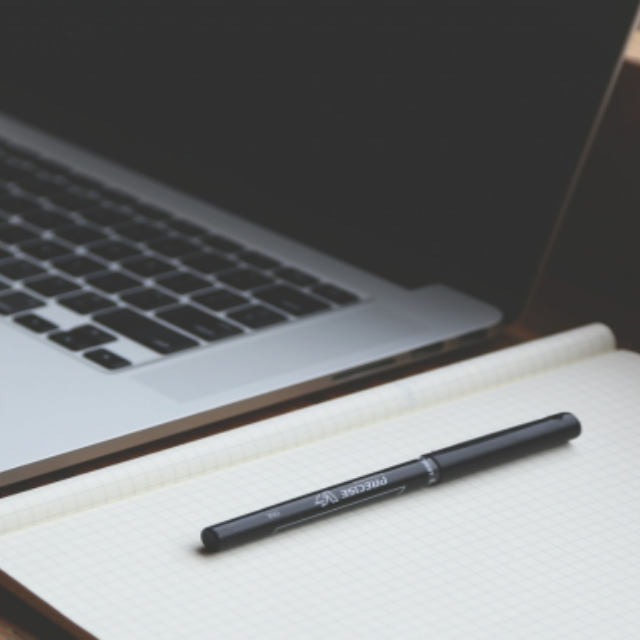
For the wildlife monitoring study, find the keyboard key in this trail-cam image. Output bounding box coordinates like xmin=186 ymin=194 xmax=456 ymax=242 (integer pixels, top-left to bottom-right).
xmin=181 ymin=253 xmax=236 ymax=274
xmin=0 ymin=277 xmax=9 ymax=290
xmin=53 ymin=255 xmax=107 ymax=277
xmin=0 ymin=194 xmax=38 ymax=214
xmin=121 ymin=256 xmax=175 ymax=278
xmin=311 ymin=283 xmax=359 ymax=305
xmin=65 ymin=173 xmax=104 ymax=193
xmin=146 ymin=237 xmax=199 ymax=258
xmin=217 ymin=268 xmax=273 ymax=291
xmin=49 ymin=324 xmax=116 ymax=351
xmin=0 ymin=163 xmax=30 ymax=185
xmin=236 ymin=250 xmax=281 ymax=270
xmin=0 ymin=259 xmax=46 ymax=280
xmin=59 ymin=291 xmax=116 ymax=314
xmin=96 ymin=187 xmax=138 ymax=206
xmin=80 ymin=205 xmax=133 ymax=227
xmin=128 ymin=203 xmax=172 ymax=221
xmin=192 ymin=288 xmax=248 ymax=311
xmin=84 ymin=348 xmax=131 ymax=370
xmin=14 ymin=175 xmax=66 ymax=197
xmin=86 ymin=271 xmax=142 ymax=294
xmin=46 ymin=191 xmax=94 ymax=211
xmin=200 ymin=234 xmax=243 ymax=253
xmin=55 ymin=225 xmax=108 ymax=246
xmin=163 ymin=219 xmax=205 ymax=237
xmin=88 ymin=240 xmax=140 ymax=262
xmin=273 ymin=267 xmax=320 ymax=287
xmin=20 ymin=239 xmax=73 ymax=261
xmin=0 ymin=224 xmax=38 ymax=245
xmin=156 ymin=272 xmax=210 ymax=294
xmin=228 ymin=305 xmax=287 ymax=329
xmin=0 ymin=291 xmax=44 ymax=315
xmin=21 ymin=210 xmax=71 ymax=229
xmin=25 ymin=275 xmax=80 ymax=297
xmin=94 ymin=308 xmax=197 ymax=354
xmin=254 ymin=285 xmax=330 ymax=316
xmin=114 ymin=221 xmax=165 ymax=243
xmin=157 ymin=305 xmax=243 ymax=342
xmin=121 ymin=288 xmax=178 ymax=311
xmin=14 ymin=313 xmax=58 ymax=333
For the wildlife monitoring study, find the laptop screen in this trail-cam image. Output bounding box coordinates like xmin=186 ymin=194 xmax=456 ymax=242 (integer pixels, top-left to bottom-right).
xmin=1 ymin=1 xmax=637 ymax=322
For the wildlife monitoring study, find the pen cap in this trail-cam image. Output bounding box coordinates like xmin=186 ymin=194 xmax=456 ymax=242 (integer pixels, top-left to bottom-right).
xmin=429 ymin=412 xmax=581 ymax=482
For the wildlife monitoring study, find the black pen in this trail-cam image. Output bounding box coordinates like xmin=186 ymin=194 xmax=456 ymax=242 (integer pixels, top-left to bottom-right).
xmin=201 ymin=412 xmax=580 ymax=552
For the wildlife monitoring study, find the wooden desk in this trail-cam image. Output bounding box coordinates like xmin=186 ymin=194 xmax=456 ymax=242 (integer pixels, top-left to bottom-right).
xmin=1 ymin=38 xmax=639 ymax=640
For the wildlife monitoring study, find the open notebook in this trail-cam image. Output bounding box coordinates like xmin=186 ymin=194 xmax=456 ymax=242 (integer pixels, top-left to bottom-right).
xmin=0 ymin=323 xmax=639 ymax=639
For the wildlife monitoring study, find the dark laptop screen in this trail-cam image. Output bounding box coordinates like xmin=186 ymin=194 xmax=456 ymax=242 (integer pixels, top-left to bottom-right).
xmin=1 ymin=1 xmax=637 ymax=321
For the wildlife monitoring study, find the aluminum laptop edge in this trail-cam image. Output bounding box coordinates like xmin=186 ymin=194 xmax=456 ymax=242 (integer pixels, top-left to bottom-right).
xmin=0 ymin=111 xmax=500 ymax=486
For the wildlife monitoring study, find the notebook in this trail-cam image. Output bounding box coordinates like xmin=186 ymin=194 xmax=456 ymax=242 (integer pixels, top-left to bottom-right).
xmin=0 ymin=323 xmax=639 ymax=639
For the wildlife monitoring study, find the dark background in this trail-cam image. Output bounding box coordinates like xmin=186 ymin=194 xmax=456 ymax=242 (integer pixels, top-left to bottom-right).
xmin=1 ymin=0 xmax=638 ymax=321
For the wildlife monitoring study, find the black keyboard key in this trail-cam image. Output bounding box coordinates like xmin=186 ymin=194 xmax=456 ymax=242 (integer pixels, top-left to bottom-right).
xmin=96 ymin=187 xmax=138 ymax=206
xmin=311 ymin=283 xmax=359 ymax=305
xmin=254 ymin=285 xmax=330 ymax=316
xmin=146 ymin=237 xmax=199 ymax=258
xmin=65 ymin=173 xmax=104 ymax=193
xmin=0 ymin=194 xmax=38 ymax=214
xmin=114 ymin=221 xmax=164 ymax=243
xmin=14 ymin=313 xmax=58 ymax=334
xmin=0 ymin=163 xmax=30 ymax=184
xmin=49 ymin=324 xmax=116 ymax=351
xmin=192 ymin=288 xmax=248 ymax=311
xmin=21 ymin=210 xmax=71 ymax=229
xmin=181 ymin=253 xmax=236 ymax=275
xmin=128 ymin=203 xmax=172 ymax=221
xmin=0 ymin=224 xmax=38 ymax=245
xmin=217 ymin=268 xmax=273 ymax=291
xmin=121 ymin=288 xmax=178 ymax=311
xmin=157 ymin=305 xmax=243 ymax=342
xmin=88 ymin=240 xmax=140 ymax=262
xmin=0 ymin=278 xmax=9 ymax=290
xmin=0 ymin=259 xmax=46 ymax=280
xmin=273 ymin=267 xmax=320 ymax=287
xmin=46 ymin=191 xmax=94 ymax=211
xmin=86 ymin=271 xmax=142 ymax=293
xmin=19 ymin=239 xmax=72 ymax=261
xmin=94 ymin=308 xmax=197 ymax=354
xmin=84 ymin=348 xmax=131 ymax=370
xmin=156 ymin=272 xmax=210 ymax=294
xmin=228 ymin=305 xmax=287 ymax=329
xmin=200 ymin=234 xmax=243 ymax=253
xmin=53 ymin=255 xmax=107 ymax=277
xmin=25 ymin=275 xmax=80 ymax=297
xmin=0 ymin=248 xmax=11 ymax=261
xmin=80 ymin=205 xmax=133 ymax=227
xmin=163 ymin=219 xmax=205 ymax=237
xmin=0 ymin=291 xmax=44 ymax=315
xmin=121 ymin=256 xmax=175 ymax=278
xmin=59 ymin=291 xmax=116 ymax=314
xmin=236 ymin=250 xmax=281 ymax=270
xmin=55 ymin=225 xmax=108 ymax=246
xmin=14 ymin=175 xmax=65 ymax=197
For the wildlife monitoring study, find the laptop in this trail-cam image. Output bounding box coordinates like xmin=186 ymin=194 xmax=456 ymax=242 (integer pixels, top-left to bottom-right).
xmin=0 ymin=1 xmax=637 ymax=486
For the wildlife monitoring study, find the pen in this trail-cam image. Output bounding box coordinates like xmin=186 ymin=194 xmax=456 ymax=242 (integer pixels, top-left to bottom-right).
xmin=201 ymin=412 xmax=580 ymax=552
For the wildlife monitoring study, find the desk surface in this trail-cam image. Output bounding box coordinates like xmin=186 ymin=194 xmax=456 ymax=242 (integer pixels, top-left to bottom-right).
xmin=1 ymin=37 xmax=639 ymax=640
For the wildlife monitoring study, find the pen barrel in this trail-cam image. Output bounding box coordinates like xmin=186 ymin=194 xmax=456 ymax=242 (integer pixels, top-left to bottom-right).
xmin=428 ymin=412 xmax=581 ymax=483
xmin=201 ymin=458 xmax=439 ymax=552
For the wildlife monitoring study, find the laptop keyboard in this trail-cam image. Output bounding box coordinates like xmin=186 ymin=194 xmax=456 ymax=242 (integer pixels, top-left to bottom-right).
xmin=0 ymin=137 xmax=360 ymax=370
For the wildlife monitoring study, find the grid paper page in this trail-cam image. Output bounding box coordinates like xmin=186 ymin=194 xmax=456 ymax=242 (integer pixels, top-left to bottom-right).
xmin=0 ymin=347 xmax=638 ymax=639
xmin=0 ymin=323 xmax=614 ymax=536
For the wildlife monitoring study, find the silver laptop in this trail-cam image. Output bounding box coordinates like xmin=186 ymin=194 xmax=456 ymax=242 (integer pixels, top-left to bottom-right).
xmin=0 ymin=1 xmax=637 ymax=486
